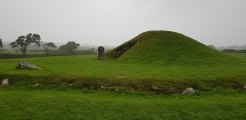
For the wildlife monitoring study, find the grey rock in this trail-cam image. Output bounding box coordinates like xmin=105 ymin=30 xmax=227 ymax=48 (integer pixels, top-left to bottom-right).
xmin=32 ymin=83 xmax=39 ymax=87
xmin=98 ymin=86 xmax=106 ymax=91
xmin=101 ymin=86 xmax=106 ymax=90
xmin=98 ymin=46 xmax=105 ymax=60
xmin=167 ymin=87 xmax=178 ymax=93
xmin=16 ymin=61 xmax=41 ymax=70
xmin=158 ymin=87 xmax=163 ymax=91
xmin=1 ymin=79 xmax=8 ymax=86
xmin=182 ymin=88 xmax=196 ymax=95
xmin=152 ymin=85 xmax=159 ymax=91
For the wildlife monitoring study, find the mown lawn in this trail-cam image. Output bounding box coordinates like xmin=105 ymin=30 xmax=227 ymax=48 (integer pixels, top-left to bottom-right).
xmin=1 ymin=55 xmax=246 ymax=81
xmin=1 ymin=55 xmax=246 ymax=93
xmin=0 ymin=88 xmax=245 ymax=120
xmin=0 ymin=54 xmax=246 ymax=119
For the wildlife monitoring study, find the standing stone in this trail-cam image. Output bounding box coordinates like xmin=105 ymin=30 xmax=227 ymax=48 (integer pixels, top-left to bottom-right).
xmin=98 ymin=46 xmax=105 ymax=60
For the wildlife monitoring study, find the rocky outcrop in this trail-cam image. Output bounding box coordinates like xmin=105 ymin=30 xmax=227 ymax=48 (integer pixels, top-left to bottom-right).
xmin=113 ymin=38 xmax=141 ymax=58
xmin=16 ymin=61 xmax=41 ymax=70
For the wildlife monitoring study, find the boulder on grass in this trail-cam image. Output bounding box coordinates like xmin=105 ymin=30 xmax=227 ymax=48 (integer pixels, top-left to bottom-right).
xmin=152 ymin=85 xmax=159 ymax=91
xmin=16 ymin=61 xmax=41 ymax=70
xmin=1 ymin=79 xmax=8 ymax=87
xmin=182 ymin=88 xmax=196 ymax=95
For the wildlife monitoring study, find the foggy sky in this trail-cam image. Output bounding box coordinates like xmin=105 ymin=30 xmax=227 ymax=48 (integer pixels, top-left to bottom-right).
xmin=0 ymin=0 xmax=246 ymax=47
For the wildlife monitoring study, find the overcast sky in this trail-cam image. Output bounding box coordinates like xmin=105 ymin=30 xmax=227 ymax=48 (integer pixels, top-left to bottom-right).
xmin=0 ymin=0 xmax=246 ymax=47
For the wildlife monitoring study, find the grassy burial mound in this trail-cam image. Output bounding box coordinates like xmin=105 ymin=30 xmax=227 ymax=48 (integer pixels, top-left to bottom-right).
xmin=106 ymin=30 xmax=242 ymax=65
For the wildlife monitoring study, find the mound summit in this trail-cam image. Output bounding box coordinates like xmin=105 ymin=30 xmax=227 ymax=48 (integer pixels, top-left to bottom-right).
xmin=106 ymin=30 xmax=239 ymax=65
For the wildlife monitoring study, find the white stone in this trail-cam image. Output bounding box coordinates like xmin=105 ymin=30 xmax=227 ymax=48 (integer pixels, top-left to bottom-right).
xmin=182 ymin=88 xmax=196 ymax=95
xmin=152 ymin=85 xmax=159 ymax=90
xmin=32 ymin=83 xmax=39 ymax=87
xmin=1 ymin=79 xmax=8 ymax=86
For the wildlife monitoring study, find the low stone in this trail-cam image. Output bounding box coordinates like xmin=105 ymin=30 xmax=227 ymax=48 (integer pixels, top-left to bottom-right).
xmin=182 ymin=88 xmax=196 ymax=95
xmin=244 ymin=86 xmax=246 ymax=91
xmin=32 ymin=83 xmax=39 ymax=87
xmin=98 ymin=86 xmax=106 ymax=91
xmin=167 ymin=87 xmax=177 ymax=93
xmin=1 ymin=79 xmax=8 ymax=86
xmin=16 ymin=61 xmax=41 ymax=70
xmin=101 ymin=86 xmax=106 ymax=90
xmin=152 ymin=85 xmax=159 ymax=91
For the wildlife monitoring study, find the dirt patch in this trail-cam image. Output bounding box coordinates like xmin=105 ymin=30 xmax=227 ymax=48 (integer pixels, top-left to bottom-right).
xmin=113 ymin=37 xmax=141 ymax=58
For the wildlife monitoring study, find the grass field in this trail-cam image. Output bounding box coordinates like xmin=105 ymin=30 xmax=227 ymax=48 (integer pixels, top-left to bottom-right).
xmin=0 ymin=55 xmax=246 ymax=92
xmin=0 ymin=54 xmax=245 ymax=119
xmin=0 ymin=31 xmax=246 ymax=119
xmin=0 ymin=88 xmax=245 ymax=120
xmin=1 ymin=55 xmax=246 ymax=80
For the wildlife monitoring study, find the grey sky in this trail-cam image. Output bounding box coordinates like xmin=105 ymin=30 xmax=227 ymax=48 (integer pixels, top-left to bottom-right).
xmin=0 ymin=0 xmax=246 ymax=47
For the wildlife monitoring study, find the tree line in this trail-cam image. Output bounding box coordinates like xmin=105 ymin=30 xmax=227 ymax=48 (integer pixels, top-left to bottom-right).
xmin=0 ymin=33 xmax=88 ymax=55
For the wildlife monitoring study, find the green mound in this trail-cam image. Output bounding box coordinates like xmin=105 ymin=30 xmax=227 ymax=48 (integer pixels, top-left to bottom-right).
xmin=106 ymin=30 xmax=241 ymax=65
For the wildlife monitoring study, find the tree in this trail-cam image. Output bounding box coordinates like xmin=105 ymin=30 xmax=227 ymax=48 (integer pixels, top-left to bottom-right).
xmin=43 ymin=42 xmax=57 ymax=54
xmin=59 ymin=41 xmax=80 ymax=54
xmin=0 ymin=38 xmax=2 ymax=48
xmin=10 ymin=33 xmax=41 ymax=55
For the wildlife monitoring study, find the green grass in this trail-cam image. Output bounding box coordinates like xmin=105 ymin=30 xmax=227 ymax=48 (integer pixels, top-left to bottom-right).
xmin=106 ymin=31 xmax=244 ymax=65
xmin=227 ymin=52 xmax=246 ymax=58
xmin=0 ymin=88 xmax=245 ymax=120
xmin=1 ymin=32 xmax=246 ymax=91
xmin=0 ymin=55 xmax=245 ymax=93
xmin=1 ymin=55 xmax=246 ymax=80
xmin=1 ymin=30 xmax=246 ymax=119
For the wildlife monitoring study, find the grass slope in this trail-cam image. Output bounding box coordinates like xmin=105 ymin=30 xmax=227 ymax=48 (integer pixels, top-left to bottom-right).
xmin=107 ymin=31 xmax=243 ymax=65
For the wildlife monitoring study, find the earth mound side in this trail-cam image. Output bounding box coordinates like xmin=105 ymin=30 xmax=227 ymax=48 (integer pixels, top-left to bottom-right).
xmin=106 ymin=30 xmax=242 ymax=65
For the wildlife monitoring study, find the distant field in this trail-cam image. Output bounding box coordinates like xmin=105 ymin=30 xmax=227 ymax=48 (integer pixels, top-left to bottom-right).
xmin=227 ymin=52 xmax=246 ymax=58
